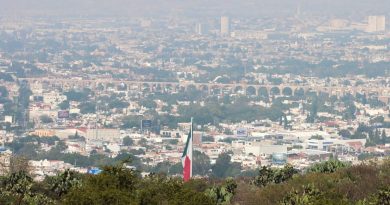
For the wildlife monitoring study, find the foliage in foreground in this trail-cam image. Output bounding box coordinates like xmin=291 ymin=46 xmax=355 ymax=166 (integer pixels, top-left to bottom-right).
xmin=0 ymin=159 xmax=390 ymax=205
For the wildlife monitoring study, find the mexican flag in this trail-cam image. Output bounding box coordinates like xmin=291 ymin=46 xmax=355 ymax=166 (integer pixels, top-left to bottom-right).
xmin=181 ymin=120 xmax=193 ymax=182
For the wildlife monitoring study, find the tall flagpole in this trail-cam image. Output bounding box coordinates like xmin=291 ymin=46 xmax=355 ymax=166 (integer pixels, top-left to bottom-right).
xmin=190 ymin=117 xmax=193 ymax=179
xmin=182 ymin=117 xmax=194 ymax=181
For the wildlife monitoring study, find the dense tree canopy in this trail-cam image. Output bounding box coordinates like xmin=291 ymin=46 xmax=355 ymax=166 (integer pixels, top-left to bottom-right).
xmin=0 ymin=159 xmax=390 ymax=204
xmin=64 ymin=89 xmax=92 ymax=102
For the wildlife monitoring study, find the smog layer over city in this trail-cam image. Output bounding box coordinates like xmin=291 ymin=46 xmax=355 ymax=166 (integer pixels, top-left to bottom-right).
xmin=0 ymin=0 xmax=389 ymax=204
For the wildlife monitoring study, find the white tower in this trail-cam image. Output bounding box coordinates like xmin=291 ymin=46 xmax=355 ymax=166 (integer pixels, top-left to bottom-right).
xmin=195 ymin=23 xmax=203 ymax=35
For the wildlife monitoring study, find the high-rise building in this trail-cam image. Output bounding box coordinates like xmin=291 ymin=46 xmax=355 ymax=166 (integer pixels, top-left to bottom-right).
xmin=367 ymin=16 xmax=377 ymax=32
xmin=376 ymin=16 xmax=386 ymax=31
xmin=220 ymin=16 xmax=230 ymax=36
xmin=195 ymin=23 xmax=203 ymax=35
xmin=367 ymin=16 xmax=386 ymax=32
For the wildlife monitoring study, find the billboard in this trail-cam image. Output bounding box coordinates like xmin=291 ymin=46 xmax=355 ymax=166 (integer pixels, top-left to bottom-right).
xmin=141 ymin=120 xmax=152 ymax=129
xmin=58 ymin=110 xmax=70 ymax=119
xmin=236 ymin=128 xmax=248 ymax=137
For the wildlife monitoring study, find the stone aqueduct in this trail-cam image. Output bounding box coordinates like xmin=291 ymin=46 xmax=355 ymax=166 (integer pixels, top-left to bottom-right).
xmin=21 ymin=78 xmax=390 ymax=98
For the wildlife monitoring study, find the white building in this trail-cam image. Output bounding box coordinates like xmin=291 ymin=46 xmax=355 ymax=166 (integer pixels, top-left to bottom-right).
xmin=221 ymin=16 xmax=230 ymax=36
xmin=29 ymin=159 xmax=73 ymax=178
xmin=4 ymin=115 xmax=13 ymax=123
xmin=367 ymin=15 xmax=386 ymax=32
xmin=43 ymin=91 xmax=67 ymax=105
xmin=195 ymin=23 xmax=203 ymax=35
xmin=244 ymin=141 xmax=288 ymax=156
xmin=84 ymin=128 xmax=121 ymax=142
xmin=231 ymin=31 xmax=268 ymax=40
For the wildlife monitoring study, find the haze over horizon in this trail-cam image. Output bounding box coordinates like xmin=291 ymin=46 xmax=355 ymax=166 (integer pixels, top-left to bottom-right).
xmin=0 ymin=0 xmax=389 ymax=18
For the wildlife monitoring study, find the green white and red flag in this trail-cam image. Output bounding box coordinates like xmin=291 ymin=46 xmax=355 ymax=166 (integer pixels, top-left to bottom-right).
xmin=181 ymin=119 xmax=193 ymax=182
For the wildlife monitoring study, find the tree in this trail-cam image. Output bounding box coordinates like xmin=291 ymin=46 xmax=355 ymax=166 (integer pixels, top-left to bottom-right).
xmin=361 ymin=93 xmax=368 ymax=105
xmin=64 ymin=89 xmax=91 ymax=102
xmin=113 ymin=152 xmax=142 ymax=169
xmin=0 ymin=171 xmax=34 ymax=205
xmin=205 ymin=178 xmax=237 ymax=205
xmin=151 ymin=161 xmax=171 ymax=174
xmin=307 ymin=159 xmax=349 ymax=173
xmin=55 ymin=141 xmax=68 ymax=152
xmin=135 ymin=174 xmax=214 ymax=205
xmin=138 ymin=138 xmax=148 ymax=147
xmin=140 ymin=99 xmax=157 ymax=109
xmin=14 ymin=83 xmax=32 ymax=124
xmin=168 ymin=139 xmax=178 ymax=145
xmin=62 ymin=164 xmax=214 ymax=205
xmin=252 ymin=164 xmax=297 ymax=188
xmin=78 ymin=102 xmax=96 ymax=114
xmin=49 ymin=169 xmax=81 ymax=198
xmin=382 ymin=130 xmax=388 ymax=145
xmin=108 ymin=99 xmax=129 ymax=109
xmin=267 ymin=76 xmax=283 ymax=85
xmin=219 ymin=138 xmax=234 ymax=144
xmin=193 ymin=150 xmax=211 ymax=176
xmin=309 ymin=135 xmax=324 ymax=140
xmin=273 ymin=164 xmax=297 ymax=184
xmin=58 ymin=100 xmax=70 ymax=110
xmin=161 ymin=105 xmax=172 ymax=112
xmin=128 ymin=149 xmax=145 ymax=156
xmin=121 ymin=115 xmax=142 ymax=129
xmin=18 ymin=83 xmax=32 ymax=109
xmin=306 ymin=96 xmax=318 ymax=123
xmin=9 ymin=155 xmax=30 ymax=174
xmin=279 ymin=116 xmax=283 ymax=126
xmin=40 ymin=115 xmax=54 ymax=124
xmin=212 ymin=153 xmax=241 ymax=178
xmin=40 ymin=136 xmax=60 ymax=146
xmin=61 ymin=163 xmax=138 ymax=205
xmin=0 ymin=86 xmax=9 ymax=98
xmin=202 ymin=136 xmax=214 ymax=142
xmin=343 ymin=101 xmax=357 ymax=120
xmin=252 ymin=166 xmax=274 ymax=187
xmin=212 ymin=153 xmax=231 ymax=178
xmin=338 ymin=129 xmax=351 ymax=138
xmin=16 ymin=143 xmax=39 ymax=158
xmin=0 ymin=73 xmax=14 ymax=82
xmin=169 ymin=163 xmax=182 ymax=175
xmin=372 ymin=186 xmax=390 ymax=205
xmin=280 ymin=185 xmax=322 ymax=205
xmin=122 ymin=136 xmax=134 ymax=146
xmin=370 ymin=116 xmax=385 ymax=124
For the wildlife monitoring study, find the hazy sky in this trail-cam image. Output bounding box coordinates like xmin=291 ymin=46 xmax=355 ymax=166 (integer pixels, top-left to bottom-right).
xmin=0 ymin=0 xmax=389 ymax=18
